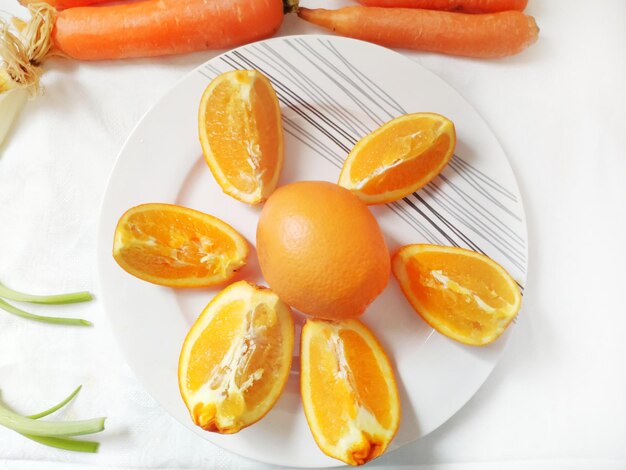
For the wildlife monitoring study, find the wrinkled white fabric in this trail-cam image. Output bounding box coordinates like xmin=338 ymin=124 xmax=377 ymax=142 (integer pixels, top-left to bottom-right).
xmin=0 ymin=0 xmax=624 ymax=469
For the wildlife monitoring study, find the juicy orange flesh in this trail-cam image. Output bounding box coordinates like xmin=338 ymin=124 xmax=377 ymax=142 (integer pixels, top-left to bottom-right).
xmin=339 ymin=329 xmax=392 ymax=429
xmin=309 ymin=328 xmax=355 ymax=445
xmin=361 ymin=133 xmax=451 ymax=196
xmin=308 ymin=326 xmax=393 ymax=446
xmin=405 ymin=251 xmax=516 ymax=336
xmin=117 ymin=209 xmax=240 ymax=279
xmin=203 ymin=71 xmax=280 ymax=194
xmin=349 ymin=118 xmax=450 ymax=182
xmin=237 ymin=303 xmax=285 ymax=407
xmin=186 ymin=298 xmax=285 ymax=408
xmin=187 ymin=300 xmax=245 ymax=393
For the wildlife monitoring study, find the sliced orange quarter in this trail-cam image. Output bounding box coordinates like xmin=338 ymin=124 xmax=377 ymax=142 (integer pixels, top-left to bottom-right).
xmin=199 ymin=69 xmax=284 ymax=204
xmin=178 ymin=281 xmax=294 ymax=434
xmin=338 ymin=113 xmax=456 ymax=205
xmin=113 ymin=203 xmax=248 ymax=288
xmin=301 ymin=319 xmax=400 ymax=466
xmin=392 ymin=244 xmax=522 ymax=346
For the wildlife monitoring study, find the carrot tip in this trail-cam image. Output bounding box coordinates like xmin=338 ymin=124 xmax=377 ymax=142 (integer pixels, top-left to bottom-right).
xmin=526 ymin=16 xmax=539 ymax=46
xmin=530 ymin=16 xmax=539 ymax=35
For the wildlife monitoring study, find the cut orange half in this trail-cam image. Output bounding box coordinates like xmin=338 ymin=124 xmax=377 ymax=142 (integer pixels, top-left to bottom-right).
xmin=301 ymin=319 xmax=400 ymax=466
xmin=392 ymin=244 xmax=522 ymax=346
xmin=339 ymin=113 xmax=456 ymax=205
xmin=178 ymin=281 xmax=294 ymax=434
xmin=198 ymin=69 xmax=284 ymax=204
xmin=112 ymin=203 xmax=248 ymax=288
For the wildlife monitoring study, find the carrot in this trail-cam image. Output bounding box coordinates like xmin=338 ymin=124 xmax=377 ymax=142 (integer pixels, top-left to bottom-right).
xmin=19 ymin=0 xmax=113 ymax=10
xmin=59 ymin=0 xmax=300 ymax=60
xmin=356 ymin=0 xmax=528 ymax=13
xmin=12 ymin=0 xmax=298 ymax=61
xmin=298 ymin=7 xmax=538 ymax=58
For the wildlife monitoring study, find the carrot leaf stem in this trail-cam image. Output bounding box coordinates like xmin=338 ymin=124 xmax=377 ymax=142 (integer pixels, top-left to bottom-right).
xmin=283 ymin=0 xmax=299 ymax=14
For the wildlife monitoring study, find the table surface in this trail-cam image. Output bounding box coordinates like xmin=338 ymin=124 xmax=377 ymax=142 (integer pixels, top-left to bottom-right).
xmin=1 ymin=1 xmax=625 ymax=469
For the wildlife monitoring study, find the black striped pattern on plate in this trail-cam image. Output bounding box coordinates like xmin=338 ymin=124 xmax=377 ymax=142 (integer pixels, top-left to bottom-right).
xmin=198 ymin=37 xmax=527 ymax=291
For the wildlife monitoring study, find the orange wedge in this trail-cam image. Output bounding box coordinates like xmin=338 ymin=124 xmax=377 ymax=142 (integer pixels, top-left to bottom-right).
xmin=392 ymin=244 xmax=522 ymax=346
xmin=338 ymin=113 xmax=456 ymax=205
xmin=113 ymin=203 xmax=248 ymax=288
xmin=301 ymin=319 xmax=400 ymax=466
xmin=198 ymin=70 xmax=284 ymax=204
xmin=178 ymin=281 xmax=294 ymax=433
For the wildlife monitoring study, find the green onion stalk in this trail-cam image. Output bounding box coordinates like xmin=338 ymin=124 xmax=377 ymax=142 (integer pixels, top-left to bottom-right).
xmin=0 ymin=283 xmax=93 ymax=326
xmin=0 ymin=386 xmax=106 ymax=453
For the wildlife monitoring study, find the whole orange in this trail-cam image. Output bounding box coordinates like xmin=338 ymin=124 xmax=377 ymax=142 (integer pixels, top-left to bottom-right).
xmin=256 ymin=181 xmax=390 ymax=320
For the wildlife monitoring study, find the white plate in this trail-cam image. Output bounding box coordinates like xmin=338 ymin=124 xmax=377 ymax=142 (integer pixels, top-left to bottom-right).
xmin=97 ymin=35 xmax=528 ymax=468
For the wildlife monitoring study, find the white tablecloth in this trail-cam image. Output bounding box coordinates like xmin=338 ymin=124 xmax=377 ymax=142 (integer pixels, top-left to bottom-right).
xmin=1 ymin=0 xmax=625 ymax=469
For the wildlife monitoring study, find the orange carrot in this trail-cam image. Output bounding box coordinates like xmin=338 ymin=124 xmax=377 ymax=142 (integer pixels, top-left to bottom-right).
xmin=298 ymin=7 xmax=538 ymax=58
xmin=19 ymin=0 xmax=297 ymax=61
xmin=356 ymin=0 xmax=528 ymax=13
xmin=20 ymin=0 xmax=113 ymax=10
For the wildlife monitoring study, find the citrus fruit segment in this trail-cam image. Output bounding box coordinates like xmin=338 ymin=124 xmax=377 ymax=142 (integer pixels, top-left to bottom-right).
xmin=301 ymin=319 xmax=400 ymax=466
xmin=178 ymin=281 xmax=294 ymax=434
xmin=113 ymin=203 xmax=248 ymax=288
xmin=392 ymin=244 xmax=522 ymax=346
xmin=338 ymin=113 xmax=456 ymax=205
xmin=256 ymin=181 xmax=390 ymax=320
xmin=198 ymin=69 xmax=284 ymax=204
